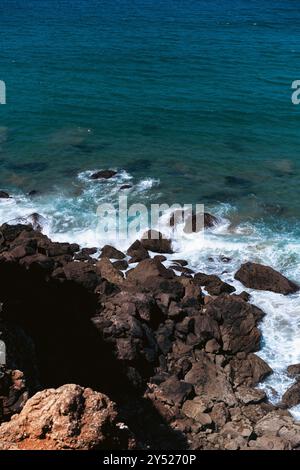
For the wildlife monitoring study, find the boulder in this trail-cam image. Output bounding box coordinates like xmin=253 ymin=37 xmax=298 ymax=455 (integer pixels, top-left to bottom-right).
xmin=0 ymin=367 xmax=29 ymax=423
xmin=204 ymin=295 xmax=264 ymax=354
xmin=90 ymin=170 xmax=117 ymax=180
xmin=235 ymin=262 xmax=298 ymax=295
xmin=96 ymin=258 xmax=124 ymax=285
xmin=229 ymin=353 xmax=272 ymax=387
xmin=62 ymin=261 xmax=100 ymax=291
xmin=282 ymin=382 xmax=300 ymax=408
xmin=170 ymin=211 xmax=219 ymax=232
xmin=140 ymin=230 xmax=173 ymax=254
xmin=184 ymin=351 xmax=236 ymax=406
xmin=0 ymin=384 xmax=135 ymax=450
xmin=126 ymin=258 xmax=174 ymax=284
xmin=235 ymin=385 xmax=266 ymax=405
xmin=287 ymin=363 xmax=300 ymax=379
xmin=194 ymin=273 xmax=235 ymax=296
xmin=127 ymin=240 xmax=150 ymax=263
xmin=0 ymin=191 xmax=10 ymax=199
xmin=158 ymin=376 xmax=193 ymax=406
xmin=100 ymin=245 xmax=126 ymax=260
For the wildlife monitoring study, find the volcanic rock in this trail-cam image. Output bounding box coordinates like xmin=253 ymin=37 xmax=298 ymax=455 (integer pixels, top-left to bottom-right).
xmin=235 ymin=262 xmax=298 ymax=295
xmin=140 ymin=230 xmax=173 ymax=254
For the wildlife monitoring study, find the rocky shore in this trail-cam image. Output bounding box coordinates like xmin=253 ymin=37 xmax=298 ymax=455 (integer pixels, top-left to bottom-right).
xmin=0 ymin=219 xmax=300 ymax=450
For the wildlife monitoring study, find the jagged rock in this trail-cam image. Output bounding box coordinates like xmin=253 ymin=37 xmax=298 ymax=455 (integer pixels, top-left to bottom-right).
xmin=140 ymin=230 xmax=173 ymax=254
xmin=235 ymin=385 xmax=266 ymax=404
xmin=204 ymin=295 xmax=264 ymax=354
xmin=282 ymin=382 xmax=300 ymax=408
xmin=157 ymin=376 xmax=193 ymax=406
xmin=100 ymin=245 xmax=126 ymax=260
xmin=96 ymin=258 xmax=124 ymax=285
xmin=0 ymin=367 xmax=28 ymax=423
xmin=61 ymin=261 xmax=100 ymax=291
xmin=235 ymin=262 xmax=298 ymax=295
xmin=255 ymin=411 xmax=300 ymax=448
xmin=0 ymin=191 xmax=10 ymax=199
xmin=126 ymin=258 xmax=174 ymax=284
xmin=194 ymin=273 xmax=235 ymax=295
xmin=184 ymin=351 xmax=237 ymax=406
xmin=113 ymin=260 xmax=129 ymax=271
xmin=127 ymin=240 xmax=150 ymax=263
xmin=0 ymin=384 xmax=135 ymax=450
xmin=229 ymin=353 xmax=273 ymax=387
xmin=90 ymin=170 xmax=117 ymax=180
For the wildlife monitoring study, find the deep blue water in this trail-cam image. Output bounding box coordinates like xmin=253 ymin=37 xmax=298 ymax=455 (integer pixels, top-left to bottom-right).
xmin=1 ymin=0 xmax=300 ymax=223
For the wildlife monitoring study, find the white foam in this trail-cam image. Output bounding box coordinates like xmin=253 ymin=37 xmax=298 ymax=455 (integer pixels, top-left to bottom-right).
xmin=1 ymin=185 xmax=300 ymax=420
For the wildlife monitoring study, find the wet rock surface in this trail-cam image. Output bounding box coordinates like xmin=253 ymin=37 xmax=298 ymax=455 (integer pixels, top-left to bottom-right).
xmin=235 ymin=262 xmax=298 ymax=294
xmin=0 ymin=223 xmax=299 ymax=450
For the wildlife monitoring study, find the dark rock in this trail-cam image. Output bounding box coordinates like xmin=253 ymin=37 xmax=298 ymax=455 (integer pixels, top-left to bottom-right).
xmin=235 ymin=262 xmax=298 ymax=295
xmin=127 ymin=240 xmax=150 ymax=263
xmin=184 ymin=351 xmax=236 ymax=406
xmin=0 ymin=367 xmax=29 ymax=423
xmin=204 ymin=295 xmax=264 ymax=354
xmin=100 ymin=245 xmax=126 ymax=260
xmin=141 ymin=230 xmax=173 ymax=254
xmin=229 ymin=353 xmax=273 ymax=387
xmin=90 ymin=170 xmax=117 ymax=180
xmin=120 ymin=185 xmax=132 ymax=190
xmin=113 ymin=260 xmax=128 ymax=271
xmin=170 ymin=265 xmax=195 ymax=275
xmin=62 ymin=261 xmax=100 ymax=291
xmin=28 ymin=190 xmax=40 ymax=197
xmin=96 ymin=258 xmax=124 ymax=285
xmin=153 ymin=255 xmax=167 ymax=263
xmin=287 ymin=363 xmax=300 ymax=379
xmin=282 ymin=382 xmax=300 ymax=408
xmin=126 ymin=258 xmax=174 ymax=284
xmin=172 ymin=260 xmax=188 ymax=267
xmin=194 ymin=273 xmax=235 ymax=296
xmin=158 ymin=376 xmax=193 ymax=406
xmin=0 ymin=191 xmax=10 ymax=199
xmin=170 ymin=211 xmax=219 ymax=232
xmin=236 ymin=291 xmax=251 ymax=302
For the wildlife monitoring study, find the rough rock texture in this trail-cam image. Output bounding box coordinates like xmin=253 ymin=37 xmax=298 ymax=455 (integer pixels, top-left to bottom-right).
xmin=0 ymin=223 xmax=299 ymax=451
xmin=235 ymin=262 xmax=298 ymax=295
xmin=141 ymin=230 xmax=173 ymax=254
xmin=0 ymin=384 xmax=135 ymax=450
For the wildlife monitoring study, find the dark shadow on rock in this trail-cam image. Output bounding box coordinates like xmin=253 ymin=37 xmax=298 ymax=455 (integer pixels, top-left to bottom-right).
xmin=0 ymin=260 xmax=187 ymax=450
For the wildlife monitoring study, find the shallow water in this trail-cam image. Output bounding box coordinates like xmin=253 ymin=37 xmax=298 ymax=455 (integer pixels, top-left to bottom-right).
xmin=1 ymin=0 xmax=300 ymax=418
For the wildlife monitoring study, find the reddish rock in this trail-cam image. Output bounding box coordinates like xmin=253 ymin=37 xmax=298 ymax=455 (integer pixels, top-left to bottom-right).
xmin=127 ymin=240 xmax=150 ymax=263
xmin=100 ymin=245 xmax=126 ymax=260
xmin=0 ymin=384 xmax=135 ymax=450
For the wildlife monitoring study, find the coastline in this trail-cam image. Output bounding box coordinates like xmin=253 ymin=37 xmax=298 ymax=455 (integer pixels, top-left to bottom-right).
xmin=1 ymin=219 xmax=300 ymax=450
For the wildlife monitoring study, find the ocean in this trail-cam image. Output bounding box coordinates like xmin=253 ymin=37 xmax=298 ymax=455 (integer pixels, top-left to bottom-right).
xmin=1 ymin=0 xmax=300 ymax=417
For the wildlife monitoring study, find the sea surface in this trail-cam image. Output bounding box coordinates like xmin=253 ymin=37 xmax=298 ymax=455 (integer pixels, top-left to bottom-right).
xmin=1 ymin=0 xmax=300 ymax=417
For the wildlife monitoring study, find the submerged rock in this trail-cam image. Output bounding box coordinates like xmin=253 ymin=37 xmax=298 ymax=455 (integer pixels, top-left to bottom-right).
xmin=235 ymin=262 xmax=298 ymax=295
xmin=90 ymin=170 xmax=117 ymax=180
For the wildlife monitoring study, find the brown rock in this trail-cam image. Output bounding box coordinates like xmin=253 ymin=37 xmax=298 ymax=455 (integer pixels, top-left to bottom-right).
xmin=230 ymin=353 xmax=273 ymax=387
xmin=127 ymin=240 xmax=150 ymax=263
xmin=205 ymin=295 xmax=264 ymax=354
xmin=0 ymin=384 xmax=134 ymax=450
xmin=100 ymin=245 xmax=126 ymax=260
xmin=235 ymin=385 xmax=266 ymax=404
xmin=126 ymin=258 xmax=174 ymax=284
xmin=184 ymin=351 xmax=236 ymax=406
xmin=194 ymin=273 xmax=235 ymax=296
xmin=235 ymin=262 xmax=298 ymax=295
xmin=96 ymin=258 xmax=124 ymax=285
xmin=287 ymin=363 xmax=300 ymax=379
xmin=140 ymin=230 xmax=173 ymax=254
xmin=282 ymin=382 xmax=300 ymax=408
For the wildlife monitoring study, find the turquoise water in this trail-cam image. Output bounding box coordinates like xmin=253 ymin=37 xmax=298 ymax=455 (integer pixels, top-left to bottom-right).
xmin=1 ymin=0 xmax=300 ymax=416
